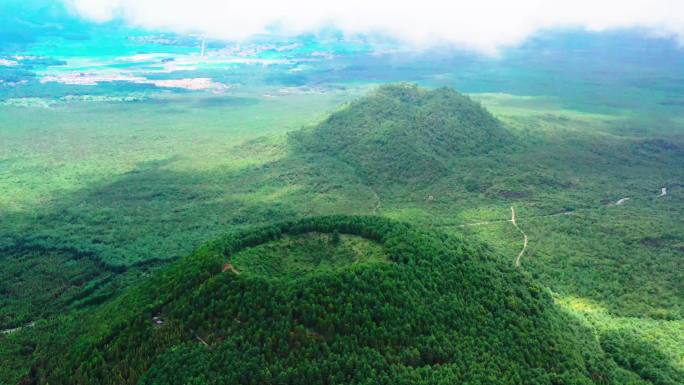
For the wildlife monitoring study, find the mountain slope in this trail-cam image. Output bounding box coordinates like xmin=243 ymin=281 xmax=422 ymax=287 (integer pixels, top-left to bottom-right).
xmin=32 ymin=216 xmax=637 ymax=385
xmin=290 ymin=84 xmax=512 ymax=184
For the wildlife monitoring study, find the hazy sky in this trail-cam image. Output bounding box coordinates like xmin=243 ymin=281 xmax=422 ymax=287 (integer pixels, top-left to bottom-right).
xmin=65 ymin=0 xmax=684 ymax=54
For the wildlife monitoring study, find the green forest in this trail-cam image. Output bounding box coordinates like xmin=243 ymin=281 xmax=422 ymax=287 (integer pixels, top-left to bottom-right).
xmin=8 ymin=216 xmax=660 ymax=384
xmin=1 ymin=85 xmax=682 ymax=384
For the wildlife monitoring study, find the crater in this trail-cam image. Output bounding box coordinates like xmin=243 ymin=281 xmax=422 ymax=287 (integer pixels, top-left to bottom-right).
xmin=228 ymin=232 xmax=388 ymax=279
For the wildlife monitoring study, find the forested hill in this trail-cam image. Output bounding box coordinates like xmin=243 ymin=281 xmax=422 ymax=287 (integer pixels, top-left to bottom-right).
xmin=290 ymin=84 xmax=512 ymax=184
xmin=32 ymin=216 xmax=643 ymax=385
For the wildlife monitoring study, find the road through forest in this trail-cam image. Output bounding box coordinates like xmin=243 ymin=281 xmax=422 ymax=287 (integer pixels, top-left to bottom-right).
xmin=440 ymin=186 xmax=670 ymax=267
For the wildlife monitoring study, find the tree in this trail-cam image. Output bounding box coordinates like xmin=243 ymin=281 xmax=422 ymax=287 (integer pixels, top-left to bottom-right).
xmin=330 ymin=230 xmax=341 ymax=246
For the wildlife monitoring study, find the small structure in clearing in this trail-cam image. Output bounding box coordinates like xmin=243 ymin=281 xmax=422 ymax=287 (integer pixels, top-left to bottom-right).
xmin=152 ymin=316 xmax=164 ymax=327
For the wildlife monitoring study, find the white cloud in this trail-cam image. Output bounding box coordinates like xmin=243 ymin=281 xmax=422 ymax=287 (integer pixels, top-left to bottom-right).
xmin=64 ymin=0 xmax=684 ymax=54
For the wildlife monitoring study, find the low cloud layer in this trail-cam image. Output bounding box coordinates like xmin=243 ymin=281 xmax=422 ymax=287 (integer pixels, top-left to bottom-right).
xmin=65 ymin=0 xmax=684 ymax=53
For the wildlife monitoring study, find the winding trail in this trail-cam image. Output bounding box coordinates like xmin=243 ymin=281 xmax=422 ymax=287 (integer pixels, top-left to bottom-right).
xmin=370 ymin=187 xmax=381 ymax=215
xmin=510 ymin=207 xmax=528 ymax=268
xmin=615 ymin=197 xmax=630 ymax=205
xmin=445 ymin=210 xmax=574 ymax=228
xmin=1 ymin=322 xmax=34 ymax=335
xmin=439 ymin=185 xmax=673 ymax=268
xmin=196 ymin=335 xmax=210 ymax=347
xmin=222 ymin=263 xmax=240 ymax=275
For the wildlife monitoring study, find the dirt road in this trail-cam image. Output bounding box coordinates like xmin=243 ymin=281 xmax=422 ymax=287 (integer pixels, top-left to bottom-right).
xmin=616 ymin=197 xmax=630 ymax=205
xmin=510 ymin=207 xmax=528 ymax=268
xmin=1 ymin=322 xmax=35 ymax=335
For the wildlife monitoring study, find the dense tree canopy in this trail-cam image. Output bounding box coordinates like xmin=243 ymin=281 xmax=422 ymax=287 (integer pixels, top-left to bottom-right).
xmin=290 ymin=84 xmax=512 ymax=184
xmin=1 ymin=85 xmax=681 ymax=385
xmin=31 ymin=216 xmax=641 ymax=385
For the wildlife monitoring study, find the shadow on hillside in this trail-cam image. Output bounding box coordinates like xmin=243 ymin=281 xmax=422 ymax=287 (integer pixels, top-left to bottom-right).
xmin=0 ymin=149 xmax=381 ymax=327
xmin=600 ymin=329 xmax=684 ymax=385
xmin=1 ymin=149 xmax=379 ymax=269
